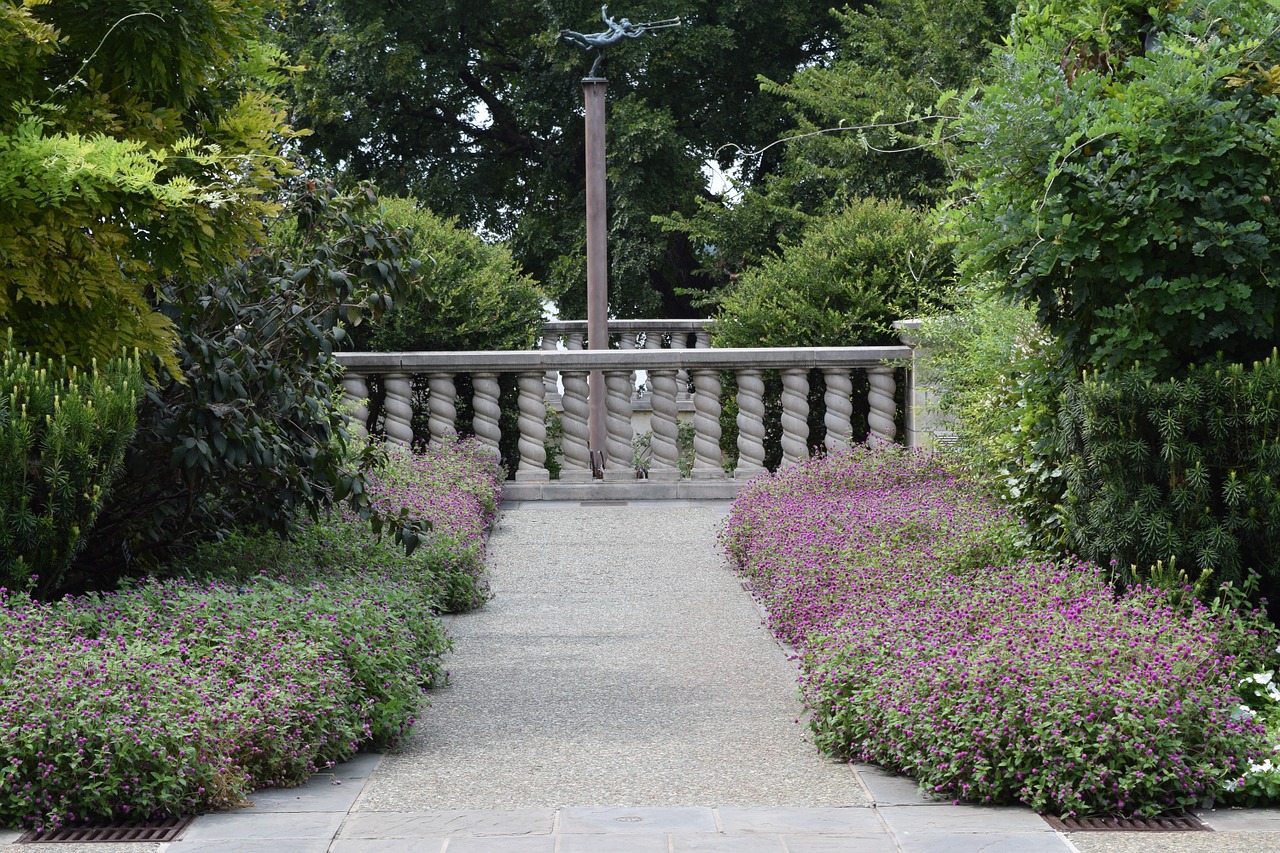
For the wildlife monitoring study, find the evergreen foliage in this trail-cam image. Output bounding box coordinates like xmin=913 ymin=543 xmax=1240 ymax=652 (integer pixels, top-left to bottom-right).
xmin=351 ymin=197 xmax=547 ymax=353
xmin=710 ymin=197 xmax=946 ymax=348
xmin=666 ymin=0 xmax=1014 ymax=292
xmin=910 ymin=289 xmax=1070 ymax=547
xmin=274 ymin=0 xmax=845 ymax=318
xmin=1060 ymin=355 xmax=1280 ymax=601
xmin=0 ymin=334 xmax=141 ymax=598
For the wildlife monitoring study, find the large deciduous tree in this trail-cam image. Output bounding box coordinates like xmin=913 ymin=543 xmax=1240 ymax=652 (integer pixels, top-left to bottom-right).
xmin=276 ymin=0 xmax=843 ymax=319
xmin=665 ymin=0 xmax=1016 ymax=294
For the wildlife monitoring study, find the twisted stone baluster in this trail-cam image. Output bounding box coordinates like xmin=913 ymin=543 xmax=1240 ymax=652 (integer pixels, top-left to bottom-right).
xmin=695 ymin=331 xmax=711 ymax=349
xmin=603 ymin=368 xmax=635 ymax=481
xmin=566 ymin=331 xmax=585 ymax=351
xmin=670 ymin=330 xmax=691 ymax=398
xmin=691 ymin=369 xmax=724 ymax=479
xmin=822 ymin=367 xmax=854 ymax=454
xmin=515 ymin=372 xmax=549 ymax=481
xmin=780 ymin=368 xmax=810 ymax=466
xmin=648 ymin=368 xmax=681 ymax=481
xmin=382 ymin=373 xmax=414 ymax=447
xmin=734 ymin=368 xmax=767 ymax=477
xmin=559 ymin=369 xmax=593 ymax=482
xmin=542 ymin=333 xmax=562 ymax=408
xmin=340 ymin=372 xmax=370 ymax=440
xmin=427 ymin=372 xmax=458 ymax=443
xmin=471 ymin=372 xmax=502 ymax=461
xmin=867 ymin=366 xmax=897 ymax=445
xmin=618 ymin=332 xmax=640 ymax=406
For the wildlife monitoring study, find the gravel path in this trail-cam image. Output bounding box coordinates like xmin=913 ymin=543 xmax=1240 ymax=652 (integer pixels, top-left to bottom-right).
xmin=355 ymin=501 xmax=868 ymax=811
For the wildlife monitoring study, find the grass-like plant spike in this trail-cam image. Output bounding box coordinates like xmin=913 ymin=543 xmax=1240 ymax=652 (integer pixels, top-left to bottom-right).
xmin=724 ymin=446 xmax=1272 ymax=818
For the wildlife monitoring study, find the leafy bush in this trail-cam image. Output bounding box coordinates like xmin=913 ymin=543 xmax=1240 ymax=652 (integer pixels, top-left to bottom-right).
xmin=0 ymin=335 xmax=142 ymax=598
xmin=351 ymin=197 xmax=547 ymax=353
xmin=0 ymin=0 xmax=298 ymax=375
xmin=75 ymin=184 xmax=421 ymax=586
xmin=0 ymin=578 xmax=446 ymax=831
xmin=711 ymin=197 xmax=948 ymax=349
xmin=946 ymin=0 xmax=1280 ymax=377
xmin=724 ymin=446 xmax=1271 ymax=817
xmin=1059 ymin=355 xmax=1280 ymax=602
xmin=909 ymin=288 xmax=1070 ymax=548
xmin=179 ymin=439 xmax=502 ymax=613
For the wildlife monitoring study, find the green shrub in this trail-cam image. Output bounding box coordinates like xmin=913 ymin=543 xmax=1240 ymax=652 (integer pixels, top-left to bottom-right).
xmin=176 ymin=439 xmax=500 ymax=614
xmin=911 ymin=288 xmax=1070 ymax=548
xmin=711 ymin=197 xmax=949 ymax=349
xmin=0 ymin=335 xmax=141 ymax=597
xmin=947 ymin=0 xmax=1280 ymax=377
xmin=352 ymin=197 xmax=546 ymax=353
xmin=76 ymin=184 xmax=423 ymax=586
xmin=1060 ymin=354 xmax=1280 ymax=603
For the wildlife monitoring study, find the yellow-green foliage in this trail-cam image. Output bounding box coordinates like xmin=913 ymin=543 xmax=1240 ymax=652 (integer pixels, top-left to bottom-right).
xmin=0 ymin=331 xmax=142 ymax=598
xmin=0 ymin=0 xmax=298 ymax=374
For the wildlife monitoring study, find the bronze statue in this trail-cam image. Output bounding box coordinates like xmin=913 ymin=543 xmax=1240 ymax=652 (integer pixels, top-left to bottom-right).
xmin=559 ymin=6 xmax=682 ymax=77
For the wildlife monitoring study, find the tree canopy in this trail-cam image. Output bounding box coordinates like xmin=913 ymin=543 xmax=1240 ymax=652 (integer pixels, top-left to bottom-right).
xmin=276 ymin=0 xmax=845 ymax=319
xmin=0 ymin=0 xmax=298 ymax=373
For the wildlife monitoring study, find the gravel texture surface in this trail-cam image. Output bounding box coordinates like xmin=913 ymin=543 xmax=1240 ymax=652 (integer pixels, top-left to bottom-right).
xmin=356 ymin=503 xmax=866 ymax=810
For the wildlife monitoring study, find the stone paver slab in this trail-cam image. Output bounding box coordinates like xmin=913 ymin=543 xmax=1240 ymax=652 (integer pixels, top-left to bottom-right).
xmin=1199 ymin=808 xmax=1280 ymax=832
xmin=339 ymin=809 xmax=555 ymax=838
xmin=558 ymin=807 xmax=718 ymax=834
xmin=716 ymin=806 xmax=881 ymax=833
xmin=782 ymin=834 xmax=899 ymax=853
xmin=442 ymin=836 xmax=557 ymax=853
xmin=558 ymin=834 xmax=671 ymax=853
xmin=180 ymin=811 xmax=345 ymax=841
xmin=897 ymin=833 xmax=1073 ymax=853
xmin=243 ymin=778 xmax=363 ymax=813
xmin=330 ymin=841 xmax=445 ymax=853
xmin=878 ymin=804 xmax=1053 ymax=834
xmin=169 ymin=841 xmax=332 ymax=853
xmin=670 ymin=833 xmax=786 ymax=852
xmin=853 ymin=765 xmax=948 ymax=806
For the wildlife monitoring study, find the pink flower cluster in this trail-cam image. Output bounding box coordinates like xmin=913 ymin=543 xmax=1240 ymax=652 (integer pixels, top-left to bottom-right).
xmin=724 ymin=446 xmax=1268 ymax=817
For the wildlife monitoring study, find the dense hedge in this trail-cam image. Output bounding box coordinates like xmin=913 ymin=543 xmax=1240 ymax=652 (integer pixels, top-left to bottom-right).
xmin=1060 ymin=354 xmax=1280 ymax=599
xmin=724 ymin=447 xmax=1270 ymax=817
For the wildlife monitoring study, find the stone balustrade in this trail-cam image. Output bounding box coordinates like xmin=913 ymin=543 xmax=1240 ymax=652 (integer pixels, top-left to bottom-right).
xmin=336 ymin=345 xmax=910 ymax=499
xmin=539 ymin=318 xmax=712 ymax=350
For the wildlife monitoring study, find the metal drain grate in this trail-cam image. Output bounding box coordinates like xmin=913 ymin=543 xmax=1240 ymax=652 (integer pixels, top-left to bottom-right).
xmin=18 ymin=816 xmax=194 ymax=844
xmin=1044 ymin=814 xmax=1210 ymax=832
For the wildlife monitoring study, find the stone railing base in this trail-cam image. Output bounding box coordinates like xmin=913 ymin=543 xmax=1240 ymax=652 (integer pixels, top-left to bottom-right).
xmin=502 ymin=478 xmax=745 ymax=502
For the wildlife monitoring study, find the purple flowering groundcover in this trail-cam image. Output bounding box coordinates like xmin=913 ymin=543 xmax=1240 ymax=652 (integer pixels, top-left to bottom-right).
xmin=724 ymin=446 xmax=1271 ymax=818
xmin=0 ymin=438 xmax=502 ymax=832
